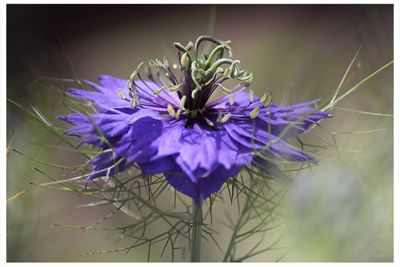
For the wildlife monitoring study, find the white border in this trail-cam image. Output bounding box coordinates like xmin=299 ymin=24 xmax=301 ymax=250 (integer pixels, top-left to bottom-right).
xmin=1 ymin=0 xmax=6 ymax=265
xmin=0 ymin=0 xmax=397 ymax=3
xmin=1 ymin=1 xmax=398 ymax=266
xmin=393 ymin=1 xmax=398 ymax=265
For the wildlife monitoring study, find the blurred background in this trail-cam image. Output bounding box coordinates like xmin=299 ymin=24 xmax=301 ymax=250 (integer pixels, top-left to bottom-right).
xmin=7 ymin=4 xmax=393 ymax=262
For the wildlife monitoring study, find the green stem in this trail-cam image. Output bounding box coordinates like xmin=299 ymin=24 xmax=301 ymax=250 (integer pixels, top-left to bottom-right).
xmin=190 ymin=201 xmax=202 ymax=262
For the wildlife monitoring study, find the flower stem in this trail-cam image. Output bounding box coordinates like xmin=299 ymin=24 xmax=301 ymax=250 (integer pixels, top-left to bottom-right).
xmin=190 ymin=201 xmax=202 ymax=262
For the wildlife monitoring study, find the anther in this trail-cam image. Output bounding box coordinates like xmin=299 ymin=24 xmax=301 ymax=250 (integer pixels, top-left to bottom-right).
xmin=118 ymin=88 xmax=126 ymax=100
xmin=205 ymin=117 xmax=215 ymax=126
xmin=249 ymin=89 xmax=255 ymax=103
xmin=167 ymin=104 xmax=176 ymax=117
xmin=229 ymin=94 xmax=235 ymax=105
xmin=250 ymin=107 xmax=260 ymax=119
xmin=219 ymin=112 xmax=232 ymax=123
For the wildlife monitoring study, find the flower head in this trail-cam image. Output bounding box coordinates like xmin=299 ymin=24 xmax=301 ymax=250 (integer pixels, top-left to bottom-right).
xmin=60 ymin=36 xmax=330 ymax=206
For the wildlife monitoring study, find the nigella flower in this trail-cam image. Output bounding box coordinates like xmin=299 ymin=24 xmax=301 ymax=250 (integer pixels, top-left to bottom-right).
xmin=60 ymin=36 xmax=330 ymax=206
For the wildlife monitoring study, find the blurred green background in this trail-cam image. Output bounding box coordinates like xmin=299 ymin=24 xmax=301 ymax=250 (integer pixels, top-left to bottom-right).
xmin=7 ymin=4 xmax=393 ymax=262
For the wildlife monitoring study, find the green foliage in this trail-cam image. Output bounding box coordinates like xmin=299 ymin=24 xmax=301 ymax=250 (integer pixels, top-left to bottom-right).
xmin=7 ymin=48 xmax=393 ymax=262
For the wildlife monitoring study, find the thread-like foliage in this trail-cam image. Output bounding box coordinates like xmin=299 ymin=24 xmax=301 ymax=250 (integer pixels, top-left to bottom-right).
xmin=8 ymin=49 xmax=393 ymax=261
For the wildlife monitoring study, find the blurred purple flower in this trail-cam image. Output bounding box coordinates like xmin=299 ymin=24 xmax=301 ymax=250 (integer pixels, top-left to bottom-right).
xmin=59 ymin=36 xmax=330 ymax=205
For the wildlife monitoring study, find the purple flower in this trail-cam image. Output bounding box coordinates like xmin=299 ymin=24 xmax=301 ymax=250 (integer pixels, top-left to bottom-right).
xmin=60 ymin=36 xmax=330 ymax=206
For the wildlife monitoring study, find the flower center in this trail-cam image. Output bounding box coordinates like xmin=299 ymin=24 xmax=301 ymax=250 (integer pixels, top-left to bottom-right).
xmin=127 ymin=36 xmax=254 ymax=126
xmin=175 ymin=36 xmax=253 ymax=112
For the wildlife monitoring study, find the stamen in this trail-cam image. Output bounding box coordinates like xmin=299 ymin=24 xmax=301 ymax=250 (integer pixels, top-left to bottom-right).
xmin=128 ymin=62 xmax=145 ymax=107
xmin=219 ymin=112 xmax=232 ymax=123
xmin=153 ymin=87 xmax=164 ymax=95
xmin=246 ymin=73 xmax=254 ymax=85
xmin=259 ymin=91 xmax=272 ymax=107
xmin=229 ymin=94 xmax=235 ymax=105
xmin=175 ymin=108 xmax=182 ymax=119
xmin=249 ymin=89 xmax=255 ymax=103
xmin=217 ymin=112 xmax=222 ymax=122
xmin=205 ymin=117 xmax=215 ymax=126
xmin=163 ymin=56 xmax=169 ymax=68
xmin=250 ymin=107 xmax=260 ymax=119
xmin=117 ymin=88 xmax=126 ymax=100
xmin=215 ymin=83 xmax=232 ymax=94
xmin=167 ymin=104 xmax=176 ymax=117
xmin=129 ymin=62 xmax=144 ymax=82
xmin=131 ymin=94 xmax=140 ymax=107
xmin=127 ymin=80 xmax=133 ymax=90
xmin=260 ymin=92 xmax=268 ymax=103
xmin=180 ymin=53 xmax=190 ymax=71
xmin=169 ymin=84 xmax=182 ymax=92
xmin=128 ymin=89 xmax=134 ymax=98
